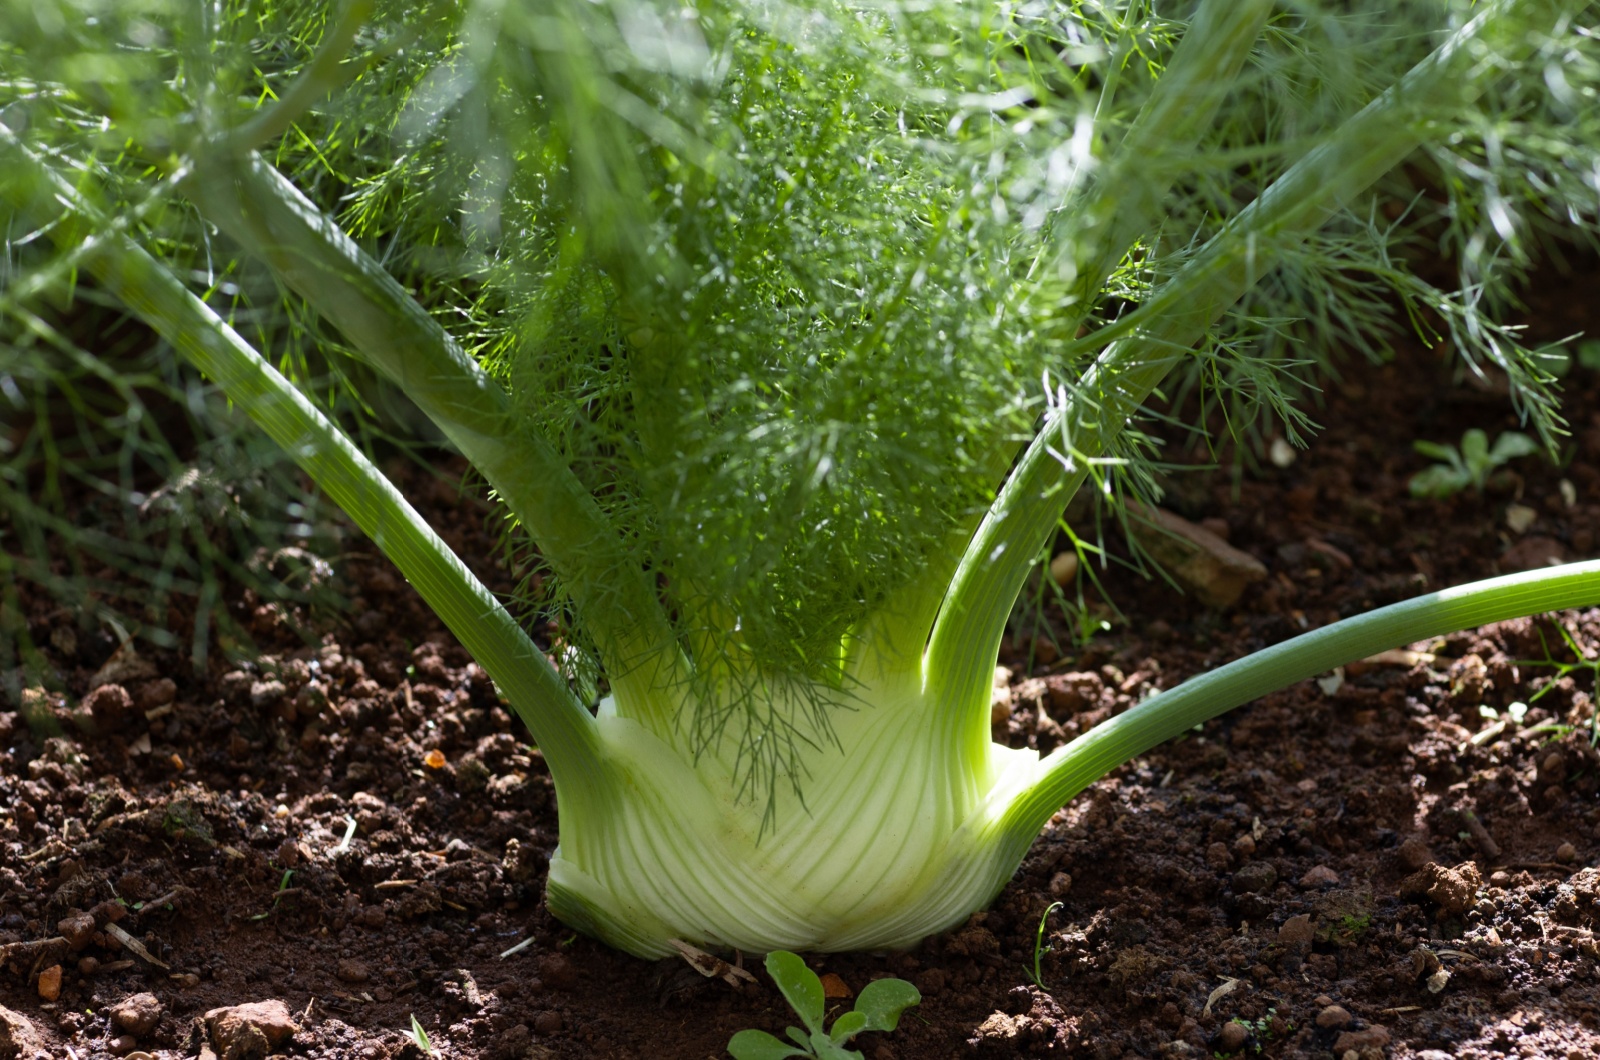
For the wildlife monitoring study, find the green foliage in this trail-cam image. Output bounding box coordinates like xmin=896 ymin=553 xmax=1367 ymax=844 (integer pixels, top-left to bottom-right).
xmin=1409 ymin=428 xmax=1539 ymax=498
xmin=1026 ymin=900 xmax=1063 ymax=989
xmin=728 ymin=951 xmax=920 ymax=1060
xmin=404 ymin=1014 xmax=435 ymax=1057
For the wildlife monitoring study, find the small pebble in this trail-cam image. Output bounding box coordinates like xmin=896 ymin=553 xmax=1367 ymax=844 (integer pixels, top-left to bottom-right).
xmin=335 ymin=959 xmax=370 ymax=984
xmin=1232 ymin=834 xmax=1256 ymax=857
xmin=1316 ymin=1005 xmax=1352 ymax=1030
xmin=1216 ymin=1021 xmax=1249 ymax=1053
xmin=37 ymin=964 xmax=62 ymax=1001
xmin=1299 ymin=865 xmax=1339 ymax=888
xmin=1557 ymin=842 xmax=1578 ymax=864
xmin=109 ymin=992 xmax=162 ymax=1036
xmin=57 ymin=912 xmax=96 ymax=950
xmin=533 ymin=1010 xmax=563 ymax=1035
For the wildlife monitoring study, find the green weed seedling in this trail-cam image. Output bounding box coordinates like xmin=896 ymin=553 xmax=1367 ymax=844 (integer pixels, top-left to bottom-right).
xmin=728 ymin=951 xmax=920 ymax=1060
xmin=1026 ymin=901 xmax=1064 ymax=989
xmin=1409 ymin=429 xmax=1538 ymax=498
xmin=405 ymin=1014 xmax=435 ymax=1056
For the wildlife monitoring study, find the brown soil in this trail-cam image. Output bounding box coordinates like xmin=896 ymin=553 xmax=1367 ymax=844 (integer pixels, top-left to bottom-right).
xmin=4 ymin=262 xmax=1600 ymax=1060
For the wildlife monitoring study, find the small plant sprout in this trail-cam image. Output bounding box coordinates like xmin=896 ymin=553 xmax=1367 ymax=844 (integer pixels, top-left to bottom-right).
xmin=1027 ymin=902 xmax=1064 ymax=989
xmin=727 ymin=952 xmax=920 ymax=1060
xmin=1409 ymin=429 xmax=1540 ymax=498
xmin=405 ymin=1014 xmax=435 ymax=1057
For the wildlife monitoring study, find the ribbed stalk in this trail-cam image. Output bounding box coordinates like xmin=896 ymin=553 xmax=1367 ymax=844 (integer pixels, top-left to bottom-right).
xmin=179 ymin=152 xmax=683 ymax=739
xmin=926 ymin=0 xmax=1532 ymax=805
xmin=1000 ymin=559 xmax=1600 ymax=844
xmin=1 ymin=133 xmax=606 ymax=799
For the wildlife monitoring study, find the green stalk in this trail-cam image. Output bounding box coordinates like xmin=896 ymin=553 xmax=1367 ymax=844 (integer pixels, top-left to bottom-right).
xmin=927 ymin=0 xmax=1536 ymax=788
xmin=1 ymin=131 xmax=606 ymax=797
xmin=178 ymin=151 xmax=683 ymax=736
xmin=1000 ymin=559 xmax=1600 ymax=845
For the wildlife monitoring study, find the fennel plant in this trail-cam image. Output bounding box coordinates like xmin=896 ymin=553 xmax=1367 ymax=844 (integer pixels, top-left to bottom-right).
xmin=4 ymin=0 xmax=1600 ymax=958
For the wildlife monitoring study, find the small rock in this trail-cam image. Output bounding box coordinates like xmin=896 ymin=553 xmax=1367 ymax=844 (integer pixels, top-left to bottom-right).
xmin=84 ymin=684 xmax=132 ymax=728
xmin=1233 ymin=862 xmax=1278 ymax=895
xmin=249 ymin=680 xmax=287 ymax=711
xmin=57 ymin=911 xmax=96 ymax=950
xmin=1049 ymin=551 xmax=1079 ymax=587
xmin=1557 ymin=842 xmax=1578 ymax=864
xmin=1397 ymin=836 xmax=1432 ymax=871
xmin=1316 ymin=1005 xmax=1352 ymax=1030
xmin=1049 ymin=872 xmax=1073 ymax=897
xmin=819 ymin=972 xmax=851 ymax=999
xmin=108 ymin=1033 xmax=139 ymax=1056
xmin=0 ymin=1003 xmax=46 ymax=1059
xmin=204 ymin=1000 xmax=298 ymax=1058
xmin=36 ymin=965 xmax=61 ymax=1002
xmin=533 ymin=1010 xmax=563 ymax=1035
xmin=77 ymin=956 xmax=100 ymax=976
xmin=1215 ymin=1021 xmax=1249 ymax=1053
xmin=1505 ymin=504 xmax=1538 ymax=534
xmin=1299 ymin=865 xmax=1339 ymax=889
xmin=1398 ymin=861 xmax=1482 ymax=916
xmin=1126 ymin=501 xmax=1267 ymax=608
xmin=335 ymin=959 xmax=370 ymax=983
xmin=1333 ymin=1025 xmax=1391 ymax=1054
xmin=1277 ymin=914 xmax=1315 ymax=947
xmin=109 ymin=992 xmax=162 ymax=1036
xmin=1232 ymin=834 xmax=1256 ymax=858
xmin=1045 ymin=671 xmax=1102 ymax=714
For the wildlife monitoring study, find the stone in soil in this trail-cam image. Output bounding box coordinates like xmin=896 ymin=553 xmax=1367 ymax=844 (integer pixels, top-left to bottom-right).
xmin=0 ymin=1004 xmax=45 ymax=1060
xmin=204 ymin=1000 xmax=298 ymax=1059
xmin=108 ymin=992 xmax=162 ymax=1037
xmin=1398 ymin=861 xmax=1483 ymax=916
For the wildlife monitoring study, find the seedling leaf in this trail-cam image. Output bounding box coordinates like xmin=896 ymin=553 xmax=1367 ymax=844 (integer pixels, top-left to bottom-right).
xmin=1412 ymin=440 xmax=1460 ymax=464
xmin=728 ymin=1029 xmax=810 ymax=1060
xmin=851 ymin=977 xmax=921 ymax=1033
xmin=1408 ymin=465 xmax=1467 ymax=499
xmin=828 ymin=1010 xmax=868 ymax=1044
xmin=765 ymin=950 xmax=825 ymax=1034
xmin=1489 ymin=431 xmax=1538 ymax=464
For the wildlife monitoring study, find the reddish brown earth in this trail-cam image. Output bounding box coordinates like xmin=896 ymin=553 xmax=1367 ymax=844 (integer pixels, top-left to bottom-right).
xmin=4 ymin=261 xmax=1600 ymax=1059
